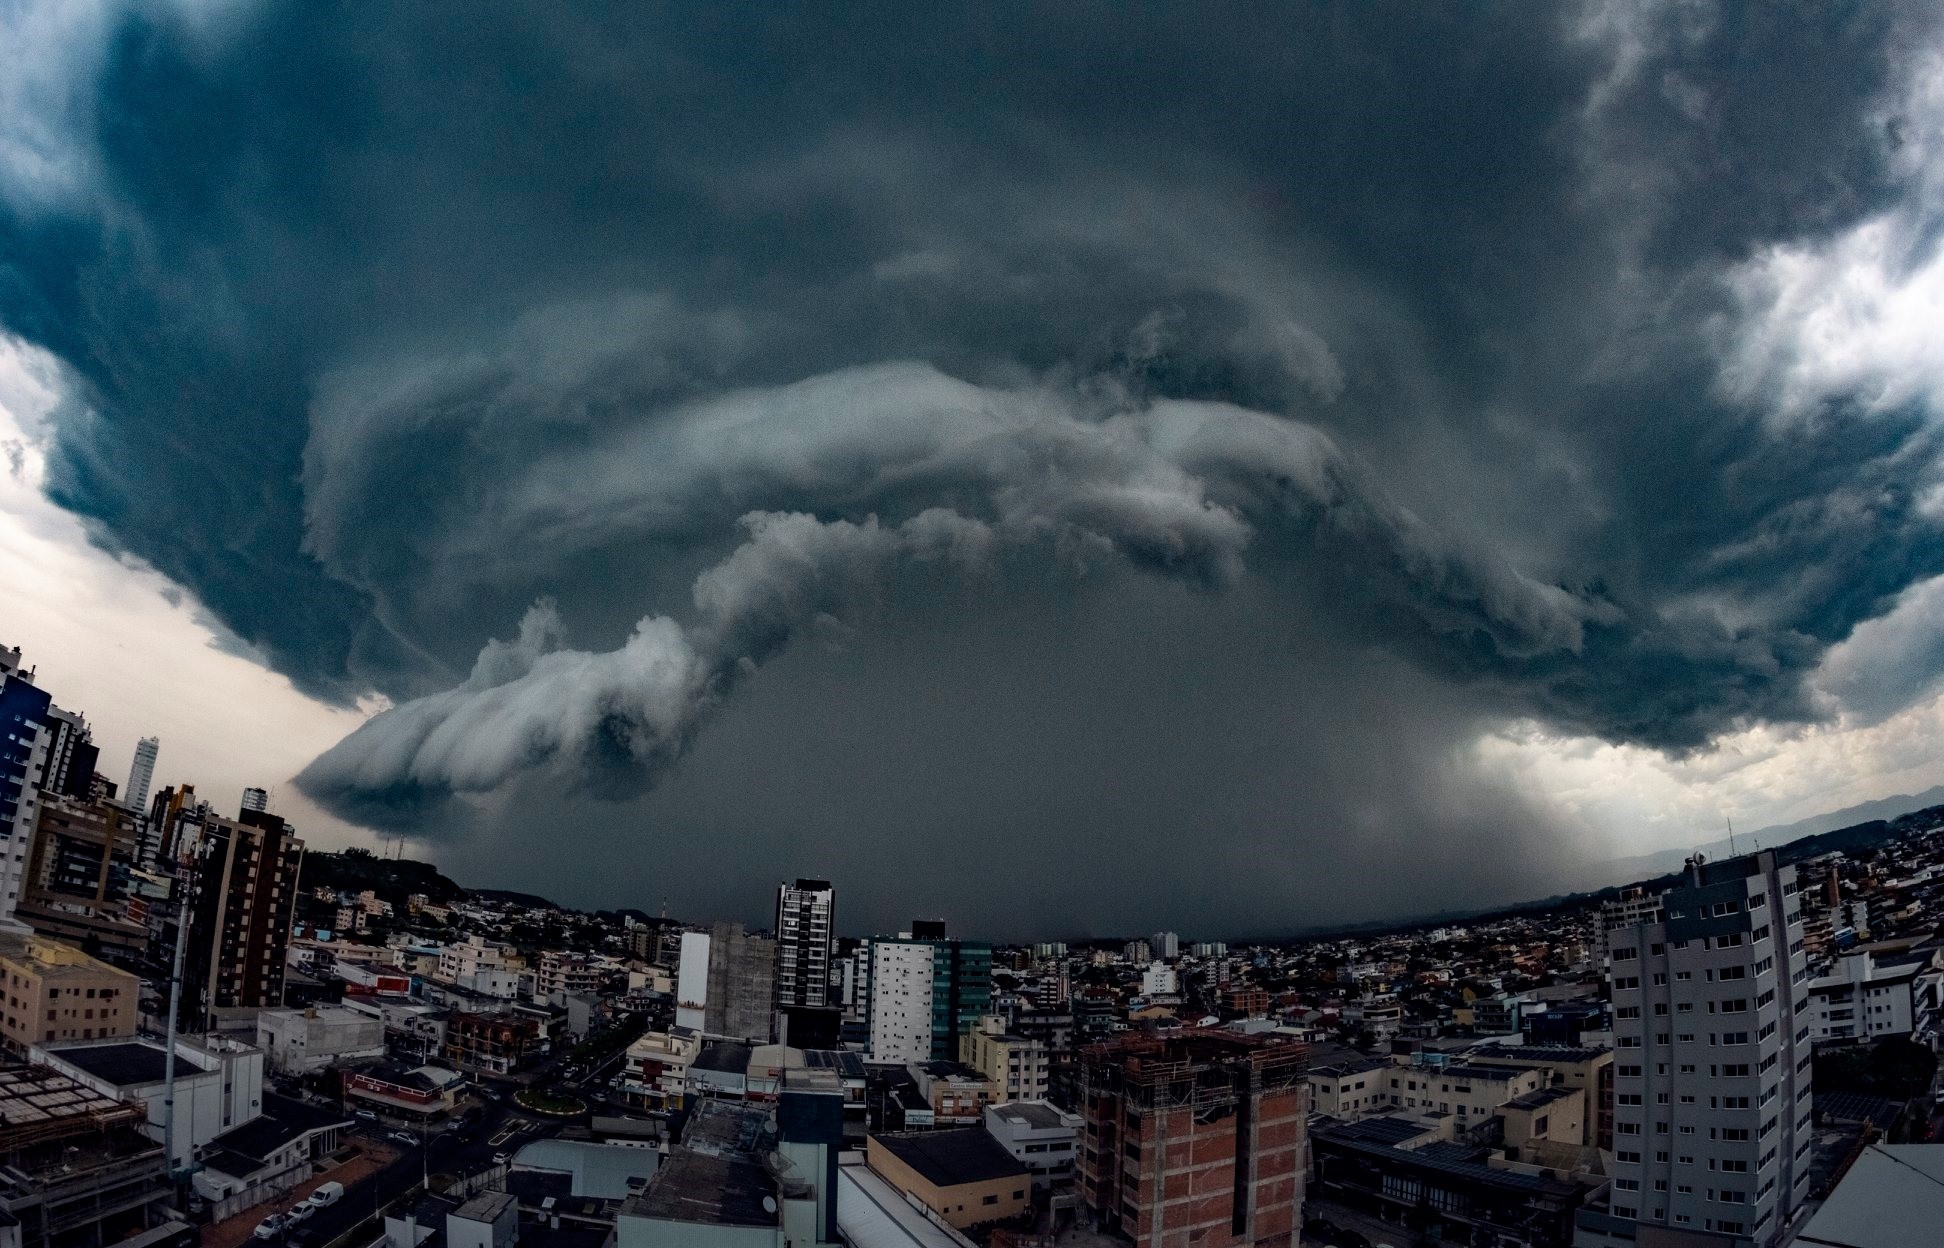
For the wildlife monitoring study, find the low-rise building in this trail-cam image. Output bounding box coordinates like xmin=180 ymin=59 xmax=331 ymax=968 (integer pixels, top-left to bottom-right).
xmin=866 ymin=1129 xmax=1031 ymax=1229
xmin=911 ymin=1060 xmax=999 ymax=1125
xmin=982 ymin=1100 xmax=1080 ymax=1190
xmin=343 ymin=1062 xmax=464 ymax=1118
xmin=1464 ymin=1043 xmax=1614 ymax=1151
xmin=619 ymin=1025 xmax=702 ymax=1110
xmin=1807 ymin=950 xmax=1938 ymax=1046
xmin=256 ymin=1005 xmax=388 ymax=1074
xmin=959 ymin=1015 xmax=1050 ymax=1103
xmin=1305 ymin=1056 xmax=1392 ymax=1122
xmin=193 ymin=1093 xmax=352 ymax=1216
xmin=1312 ymin=1116 xmax=1586 ymax=1248
xmin=444 ymin=1012 xmax=540 ymax=1074
xmin=33 ymin=1034 xmax=263 ymax=1167
xmin=0 ymin=933 xmax=138 ymax=1052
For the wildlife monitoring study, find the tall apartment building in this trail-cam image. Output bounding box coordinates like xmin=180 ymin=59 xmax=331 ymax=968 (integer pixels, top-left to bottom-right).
xmin=775 ymin=877 xmax=835 ymax=1009
xmin=36 ymin=705 xmax=97 ymax=802
xmin=0 ymin=647 xmax=54 ymax=926
xmin=866 ymin=929 xmax=993 ymax=1064
xmin=239 ymin=786 xmax=268 ymax=814
xmin=1592 ymin=852 xmax=1812 ymax=1247
xmin=178 ymin=810 xmax=304 ymax=1030
xmin=1077 ymin=1030 xmax=1308 ymax=1247
xmin=123 ymin=737 xmax=159 ymax=814
xmin=16 ymin=792 xmax=148 ymax=955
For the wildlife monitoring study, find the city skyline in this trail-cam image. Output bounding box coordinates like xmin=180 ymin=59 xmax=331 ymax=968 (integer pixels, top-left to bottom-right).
xmin=6 ymin=5 xmax=1944 ymax=937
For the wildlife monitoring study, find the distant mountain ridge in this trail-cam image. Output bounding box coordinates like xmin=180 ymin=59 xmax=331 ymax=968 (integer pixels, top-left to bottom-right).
xmin=1600 ymin=784 xmax=1944 ymax=882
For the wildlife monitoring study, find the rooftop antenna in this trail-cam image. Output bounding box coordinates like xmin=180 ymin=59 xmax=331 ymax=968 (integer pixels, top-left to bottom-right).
xmin=1727 ymin=816 xmax=1739 ymax=858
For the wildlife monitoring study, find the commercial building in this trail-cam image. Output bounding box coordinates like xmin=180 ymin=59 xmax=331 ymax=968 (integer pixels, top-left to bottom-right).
xmin=239 ymin=787 xmax=268 ymax=814
xmin=342 ymin=1062 xmax=463 ymax=1118
xmin=256 ymin=1005 xmax=388 ymax=1074
xmin=959 ymin=1014 xmax=1050 ymax=1103
xmin=1076 ymin=1030 xmax=1308 ymax=1248
xmin=0 ymin=933 xmax=139 ymax=1052
xmin=1588 ymin=851 xmax=1813 ymax=1245
xmin=618 ymin=1025 xmax=702 ymax=1110
xmin=178 ymin=810 xmax=304 ymax=1030
xmin=983 ymin=1100 xmax=1080 ymax=1191
xmin=33 ymin=1034 xmax=264 ymax=1167
xmin=1312 ymin=1116 xmax=1586 ymax=1248
xmin=444 ymin=1012 xmax=541 ymax=1074
xmin=865 ymin=1129 xmax=1030 ymax=1229
xmin=775 ymin=878 xmax=835 ymax=1010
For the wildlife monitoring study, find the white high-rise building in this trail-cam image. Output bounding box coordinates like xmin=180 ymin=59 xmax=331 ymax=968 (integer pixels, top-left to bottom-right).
xmin=1150 ymin=930 xmax=1179 ymax=960
xmin=868 ymin=939 xmax=936 ymax=1064
xmin=1589 ymin=851 xmax=1812 ymax=1247
xmin=125 ymin=736 xmax=159 ymax=813
xmin=675 ymin=930 xmax=712 ymax=1033
xmin=775 ymin=878 xmax=835 ymax=1009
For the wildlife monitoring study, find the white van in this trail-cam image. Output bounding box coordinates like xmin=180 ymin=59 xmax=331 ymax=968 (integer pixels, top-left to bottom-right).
xmin=305 ymin=1182 xmax=345 ymax=1209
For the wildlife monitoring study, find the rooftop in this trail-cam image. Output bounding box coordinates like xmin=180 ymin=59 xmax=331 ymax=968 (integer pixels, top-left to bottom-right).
xmin=870 ymin=1129 xmax=1028 ymax=1189
xmin=204 ymin=1094 xmax=349 ymax=1168
xmin=1504 ymin=1085 xmax=1580 ymax=1112
xmin=0 ymin=1063 xmax=145 ymax=1150
xmin=39 ymin=1041 xmax=198 ymax=1086
xmin=1796 ymin=1144 xmax=1944 ymax=1248
xmin=624 ymin=1150 xmax=775 ymax=1228
xmin=985 ymin=1101 xmax=1074 ymax=1130
xmin=693 ymin=1040 xmax=753 ymax=1075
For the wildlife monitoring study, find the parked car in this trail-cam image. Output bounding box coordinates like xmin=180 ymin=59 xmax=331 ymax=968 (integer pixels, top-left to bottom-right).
xmin=389 ymin=1130 xmax=417 ymax=1145
xmin=253 ymin=1215 xmax=288 ymax=1240
xmin=283 ymin=1205 xmax=313 ymax=1226
xmin=304 ymin=1182 xmax=345 ymax=1209
xmin=492 ymin=1151 xmax=511 ymax=1165
xmin=353 ymin=1109 xmax=378 ymax=1122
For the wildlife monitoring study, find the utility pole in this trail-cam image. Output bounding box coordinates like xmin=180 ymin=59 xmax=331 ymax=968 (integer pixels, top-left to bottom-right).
xmin=161 ymin=839 xmax=198 ymax=1197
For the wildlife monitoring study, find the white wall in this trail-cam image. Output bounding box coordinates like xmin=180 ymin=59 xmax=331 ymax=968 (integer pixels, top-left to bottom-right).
xmin=868 ymin=941 xmax=934 ymax=1064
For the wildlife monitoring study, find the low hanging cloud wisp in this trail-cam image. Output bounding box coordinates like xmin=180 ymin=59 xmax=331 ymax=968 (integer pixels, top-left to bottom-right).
xmin=297 ymin=375 xmax=1611 ymax=822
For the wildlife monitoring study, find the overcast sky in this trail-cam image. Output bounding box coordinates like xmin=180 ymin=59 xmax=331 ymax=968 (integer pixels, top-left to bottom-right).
xmin=6 ymin=2 xmax=1944 ymax=937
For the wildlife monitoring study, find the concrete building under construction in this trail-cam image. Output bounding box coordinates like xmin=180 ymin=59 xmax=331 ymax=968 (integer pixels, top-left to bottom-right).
xmin=0 ymin=1063 xmax=174 ymax=1248
xmin=1077 ymin=1029 xmax=1309 ymax=1248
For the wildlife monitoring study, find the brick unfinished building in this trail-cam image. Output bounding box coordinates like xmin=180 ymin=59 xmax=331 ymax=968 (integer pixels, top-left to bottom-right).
xmin=1078 ymin=1030 xmax=1309 ymax=1248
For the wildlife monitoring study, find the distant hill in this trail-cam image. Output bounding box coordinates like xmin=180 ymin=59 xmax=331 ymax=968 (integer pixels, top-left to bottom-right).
xmin=298 ymin=848 xmax=466 ymax=908
xmin=469 ymin=887 xmax=562 ymax=911
xmin=1600 ymin=784 xmax=1944 ymax=881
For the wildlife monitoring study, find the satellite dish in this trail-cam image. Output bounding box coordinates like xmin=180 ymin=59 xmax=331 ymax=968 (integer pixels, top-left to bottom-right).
xmin=762 ymin=1196 xmax=778 ymax=1214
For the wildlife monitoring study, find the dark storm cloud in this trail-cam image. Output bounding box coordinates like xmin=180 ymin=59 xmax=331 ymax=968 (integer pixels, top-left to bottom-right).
xmin=4 ymin=0 xmax=1944 ymax=929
